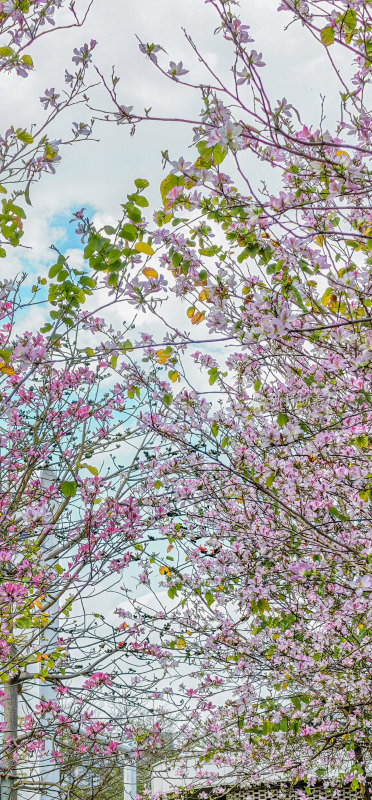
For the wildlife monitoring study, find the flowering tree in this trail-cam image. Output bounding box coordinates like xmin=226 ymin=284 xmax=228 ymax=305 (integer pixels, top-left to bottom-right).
xmin=77 ymin=0 xmax=372 ymax=794
xmin=4 ymin=0 xmax=372 ymax=797
xmin=0 ymin=3 xmax=168 ymax=798
xmin=0 ymin=247 xmax=170 ymax=797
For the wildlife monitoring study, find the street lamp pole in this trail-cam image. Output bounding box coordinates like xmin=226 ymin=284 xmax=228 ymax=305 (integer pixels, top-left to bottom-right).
xmin=123 ymin=761 xmax=137 ymax=800
xmin=2 ymin=674 xmax=17 ymax=800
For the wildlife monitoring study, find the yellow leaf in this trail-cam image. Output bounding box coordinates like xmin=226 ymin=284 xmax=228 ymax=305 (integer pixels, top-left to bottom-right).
xmin=87 ymin=465 xmax=98 ymax=476
xmin=142 ymin=267 xmax=158 ymax=279
xmin=41 ymin=614 xmax=49 ymax=626
xmin=321 ymin=288 xmax=333 ymax=307
xmin=176 ymin=638 xmax=186 ymax=649
xmin=79 ymin=463 xmax=98 ymax=475
xmin=159 ymin=566 xmax=171 ymax=576
xmin=0 ymin=362 xmax=15 ymax=375
xmin=199 ymin=288 xmax=210 ymax=301
xmin=187 ymin=307 xmax=195 ymax=318
xmin=170 ymin=371 xmax=179 ymax=382
xmin=135 ymin=242 xmax=154 ymax=256
xmin=156 ymin=349 xmax=171 ymax=364
xmin=315 ymin=235 xmax=323 ymax=247
xmin=191 ymin=311 xmax=205 ymax=325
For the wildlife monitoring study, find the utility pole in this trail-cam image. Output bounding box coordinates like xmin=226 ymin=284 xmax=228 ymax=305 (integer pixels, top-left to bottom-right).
xmin=123 ymin=761 xmax=137 ymax=800
xmin=3 ymin=664 xmax=18 ymax=800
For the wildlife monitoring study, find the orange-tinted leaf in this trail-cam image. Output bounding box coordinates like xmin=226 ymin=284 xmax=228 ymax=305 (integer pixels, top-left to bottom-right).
xmin=142 ymin=267 xmax=158 ymax=279
xmin=0 ymin=362 xmax=15 ymax=375
xmin=191 ymin=311 xmax=205 ymax=325
xmin=156 ymin=349 xmax=171 ymax=364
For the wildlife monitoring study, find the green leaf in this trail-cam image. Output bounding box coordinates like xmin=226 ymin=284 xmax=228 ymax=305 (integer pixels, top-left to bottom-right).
xmin=211 ymin=421 xmax=219 ymax=437
xmin=135 ymin=178 xmax=149 ymax=189
xmin=366 ymin=41 xmax=372 ymax=61
xmin=61 ymin=481 xmax=77 ymax=498
xmin=118 ymin=224 xmax=137 ymax=242
xmin=134 ymin=195 xmax=149 ymax=207
xmin=16 ymin=129 xmax=34 ymax=144
xmin=237 ymin=714 xmax=245 ymax=730
xmin=160 ymin=174 xmax=183 ymax=209
xmin=79 ymin=276 xmax=96 ymax=288
xmin=265 ymin=473 xmax=275 ymax=489
xmin=49 ymin=263 xmax=62 ymax=279
xmin=343 ymin=9 xmax=356 ymax=31
xmin=126 ymin=204 xmax=142 ymax=223
xmin=163 ymin=393 xmax=173 ymax=406
xmin=107 ymin=248 xmax=121 ymax=264
xmin=277 ymin=412 xmax=288 ymax=428
xmin=172 ymin=253 xmax=182 ymax=267
xmin=208 ymin=367 xmax=218 ymax=386
xmin=85 ymin=464 xmax=98 ymax=476
xmin=108 ymin=272 xmax=118 ymax=287
xmin=328 ymin=506 xmax=348 ymax=521
xmin=254 ymin=380 xmax=261 ymax=392
xmin=24 ymin=181 xmax=32 ymax=206
xmin=205 ymin=591 xmax=214 ymax=607
xmin=212 ymin=144 xmax=228 ymax=165
xmin=103 ymin=225 xmax=116 ymax=235
xmin=57 ymin=269 xmax=68 ymax=282
xmin=168 ymin=587 xmax=178 ymax=599
xmin=16 ymin=617 xmax=31 ymax=629
xmin=0 ymin=46 xmax=14 ymax=58
xmin=120 ymin=340 xmax=133 ymax=352
xmin=320 ymin=26 xmax=334 ymax=46
xmin=128 ymin=193 xmax=149 ymax=207
xmin=289 ymin=285 xmax=307 ymax=313
xmin=355 ymin=435 xmax=369 ymax=449
xmin=199 ymin=246 xmax=219 ymax=257
xmin=21 ymin=54 xmax=33 ymax=67
xmin=262 ymin=720 xmax=272 ymax=735
xmin=257 ymin=598 xmax=270 ymax=614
